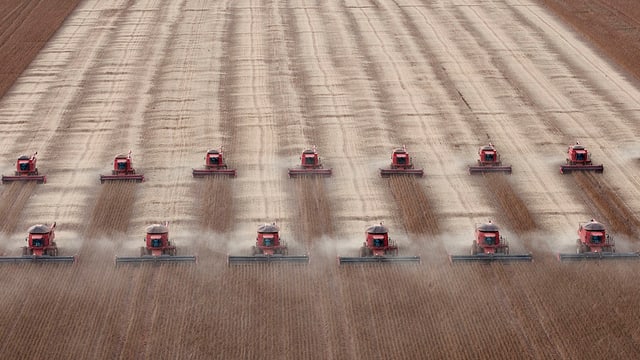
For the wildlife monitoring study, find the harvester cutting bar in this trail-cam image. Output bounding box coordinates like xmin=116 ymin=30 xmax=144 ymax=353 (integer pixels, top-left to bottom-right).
xmin=468 ymin=166 xmax=512 ymax=174
xmin=558 ymin=252 xmax=640 ymax=261
xmin=192 ymin=169 xmax=236 ymax=177
xmin=115 ymin=255 xmax=197 ymax=265
xmin=0 ymin=255 xmax=76 ymax=263
xmin=449 ymin=254 xmax=533 ymax=263
xmin=338 ymin=256 xmax=421 ymax=264
xmin=1 ymin=175 xmax=46 ymax=184
xmin=560 ymin=165 xmax=604 ymax=174
xmin=288 ymin=169 xmax=332 ymax=178
xmin=379 ymin=169 xmax=424 ymax=177
xmin=100 ymin=174 xmax=145 ymax=183
xmin=227 ymin=254 xmax=310 ymax=265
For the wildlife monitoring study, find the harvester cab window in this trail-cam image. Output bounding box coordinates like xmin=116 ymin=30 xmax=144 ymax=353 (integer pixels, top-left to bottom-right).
xmin=591 ymin=235 xmax=602 ymax=244
xmin=484 ymin=236 xmax=496 ymax=245
xmin=151 ymin=238 xmax=162 ymax=248
xmin=576 ymin=152 xmax=585 ymax=161
xmin=304 ymin=156 xmax=315 ymax=165
xmin=209 ymin=156 xmax=219 ymax=165
xmin=19 ymin=162 xmax=29 ymax=171
xmin=484 ymin=153 xmax=494 ymax=161
xmin=263 ymin=236 xmax=273 ymax=247
xmin=32 ymin=238 xmax=43 ymax=247
xmin=396 ymin=156 xmax=407 ymax=165
xmin=117 ymin=161 xmax=127 ymax=170
xmin=373 ymin=237 xmax=384 ymax=247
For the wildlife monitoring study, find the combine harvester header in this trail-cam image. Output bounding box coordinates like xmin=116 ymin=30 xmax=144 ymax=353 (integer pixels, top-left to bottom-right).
xmin=1 ymin=152 xmax=46 ymax=184
xmin=380 ymin=145 xmax=424 ymax=177
xmin=288 ymin=146 xmax=332 ymax=178
xmin=227 ymin=223 xmax=309 ymax=265
xmin=115 ymin=222 xmax=197 ymax=265
xmin=558 ymin=220 xmax=640 ymax=261
xmin=560 ymin=142 xmax=603 ymax=174
xmin=449 ymin=221 xmax=532 ymax=263
xmin=0 ymin=222 xmax=75 ymax=263
xmin=192 ymin=147 xmax=237 ymax=177
xmin=468 ymin=143 xmax=512 ymax=174
xmin=100 ymin=151 xmax=144 ymax=183
xmin=338 ymin=223 xmax=421 ymax=264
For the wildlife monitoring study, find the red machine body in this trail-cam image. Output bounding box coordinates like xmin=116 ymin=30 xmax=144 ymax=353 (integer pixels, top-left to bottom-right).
xmin=557 ymin=220 xmax=639 ymax=260
xmin=115 ymin=222 xmax=196 ymax=265
xmin=449 ymin=221 xmax=532 ymax=263
xmin=0 ymin=222 xmax=76 ymax=263
xmin=288 ymin=146 xmax=332 ymax=177
xmin=380 ymin=146 xmax=424 ymax=177
xmin=468 ymin=144 xmax=512 ymax=174
xmin=100 ymin=151 xmax=144 ymax=183
xmin=24 ymin=223 xmax=58 ymax=257
xmin=338 ymin=223 xmax=420 ymax=264
xmin=1 ymin=152 xmax=46 ymax=183
xmin=227 ymin=223 xmax=309 ymax=264
xmin=253 ymin=223 xmax=287 ymax=256
xmin=142 ymin=223 xmax=176 ymax=257
xmin=192 ymin=148 xmax=236 ymax=177
xmin=560 ymin=142 xmax=603 ymax=174
xmin=472 ymin=222 xmax=508 ymax=255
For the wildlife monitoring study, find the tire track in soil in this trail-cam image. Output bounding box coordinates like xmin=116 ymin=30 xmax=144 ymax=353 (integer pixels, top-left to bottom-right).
xmin=0 ymin=182 xmax=36 ymax=235
xmin=396 ymin=2 xmax=542 ymax=238
xmin=572 ymin=171 xmax=640 ymax=238
xmin=339 ymin=2 xmax=444 ymax=243
xmin=458 ymin=3 xmax=640 ymax=244
xmin=416 ymin=4 xmax=640 ymax=354
xmin=266 ymin=0 xmax=334 ymax=249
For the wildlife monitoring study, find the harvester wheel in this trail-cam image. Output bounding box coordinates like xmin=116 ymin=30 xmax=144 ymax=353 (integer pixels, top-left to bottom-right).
xmin=471 ymin=241 xmax=478 ymax=255
xmin=22 ymin=247 xmax=28 ymax=256
xmin=140 ymin=247 xmax=147 ymax=257
xmin=359 ymin=246 xmax=367 ymax=258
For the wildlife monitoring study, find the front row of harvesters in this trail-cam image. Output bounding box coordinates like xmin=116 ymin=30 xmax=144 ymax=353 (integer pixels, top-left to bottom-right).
xmin=1 ymin=219 xmax=637 ymax=265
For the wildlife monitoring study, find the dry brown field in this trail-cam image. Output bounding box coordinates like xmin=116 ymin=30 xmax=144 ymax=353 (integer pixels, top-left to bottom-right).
xmin=2 ymin=0 xmax=640 ymax=358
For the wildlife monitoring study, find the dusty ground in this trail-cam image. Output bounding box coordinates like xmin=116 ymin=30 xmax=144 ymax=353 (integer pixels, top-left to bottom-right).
xmin=2 ymin=0 xmax=640 ymax=358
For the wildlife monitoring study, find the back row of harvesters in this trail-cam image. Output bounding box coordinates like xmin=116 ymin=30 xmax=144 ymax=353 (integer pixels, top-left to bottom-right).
xmin=0 ymin=142 xmax=631 ymax=264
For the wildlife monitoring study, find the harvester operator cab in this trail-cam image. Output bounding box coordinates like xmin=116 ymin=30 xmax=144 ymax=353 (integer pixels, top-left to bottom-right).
xmin=483 ymin=152 xmax=495 ymax=162
xmin=19 ymin=162 xmax=29 ymax=171
xmin=150 ymin=237 xmax=162 ymax=248
xmin=373 ymin=237 xmax=384 ymax=248
xmin=304 ymin=155 xmax=316 ymax=166
xmin=31 ymin=237 xmax=43 ymax=248
xmin=208 ymin=155 xmax=220 ymax=165
xmin=262 ymin=235 xmax=274 ymax=247
xmin=483 ymin=235 xmax=496 ymax=246
xmin=117 ymin=161 xmax=127 ymax=171
xmin=396 ymin=154 xmax=407 ymax=165
xmin=590 ymin=234 xmax=603 ymax=244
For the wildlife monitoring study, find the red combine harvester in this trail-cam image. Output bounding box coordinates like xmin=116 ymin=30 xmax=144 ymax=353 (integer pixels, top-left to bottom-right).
xmin=468 ymin=143 xmax=512 ymax=174
xmin=100 ymin=151 xmax=144 ymax=183
xmin=338 ymin=223 xmax=421 ymax=264
xmin=449 ymin=221 xmax=532 ymax=263
xmin=288 ymin=146 xmax=332 ymax=178
xmin=0 ymin=222 xmax=75 ymax=263
xmin=115 ymin=222 xmax=197 ymax=265
xmin=192 ymin=147 xmax=236 ymax=177
xmin=560 ymin=142 xmax=603 ymax=174
xmin=380 ymin=146 xmax=424 ymax=177
xmin=558 ymin=220 xmax=640 ymax=261
xmin=1 ymin=152 xmax=46 ymax=184
xmin=227 ymin=223 xmax=309 ymax=264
